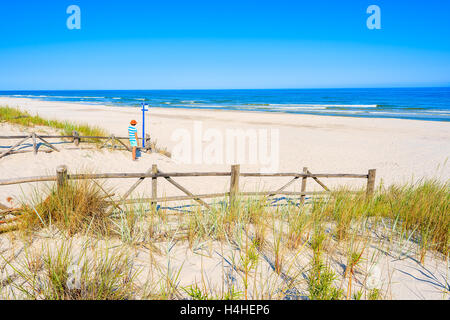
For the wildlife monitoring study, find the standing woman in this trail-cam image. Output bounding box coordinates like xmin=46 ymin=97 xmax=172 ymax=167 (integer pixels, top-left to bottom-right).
xmin=128 ymin=120 xmax=139 ymax=160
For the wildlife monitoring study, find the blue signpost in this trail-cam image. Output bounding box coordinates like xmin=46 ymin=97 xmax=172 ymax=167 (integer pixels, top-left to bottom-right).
xmin=141 ymin=103 xmax=149 ymax=148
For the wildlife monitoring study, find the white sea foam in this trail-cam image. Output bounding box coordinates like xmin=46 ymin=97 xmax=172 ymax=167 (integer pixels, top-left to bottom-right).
xmin=268 ymin=106 xmax=327 ymax=111
xmin=177 ymin=104 xmax=224 ymax=109
xmin=423 ymin=110 xmax=450 ymax=114
xmin=14 ymin=95 xmax=106 ymax=100
xmin=267 ymin=104 xmax=378 ymax=108
xmin=180 ymin=100 xmax=199 ymax=104
xmin=368 ymin=111 xmax=424 ymax=116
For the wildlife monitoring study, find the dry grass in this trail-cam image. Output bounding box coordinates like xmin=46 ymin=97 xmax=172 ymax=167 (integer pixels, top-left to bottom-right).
xmin=0 ymin=105 xmax=107 ymax=139
xmin=147 ymin=138 xmax=172 ymax=158
xmin=3 ymin=241 xmax=139 ymax=300
xmin=19 ymin=179 xmax=112 ymax=236
xmin=1 ymin=177 xmax=448 ymax=300
xmin=311 ymin=179 xmax=450 ymax=259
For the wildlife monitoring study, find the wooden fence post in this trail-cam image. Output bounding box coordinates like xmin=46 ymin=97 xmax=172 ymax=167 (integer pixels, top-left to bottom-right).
xmin=366 ymin=169 xmax=376 ymax=198
xmin=146 ymin=134 xmax=152 ymax=152
xmin=229 ymin=164 xmax=240 ymax=206
xmin=56 ymin=165 xmax=68 ymax=191
xmin=152 ymin=164 xmax=158 ymax=205
xmin=32 ymin=132 xmax=37 ymax=155
xmin=300 ymin=167 xmax=308 ymax=203
xmin=73 ymin=131 xmax=80 ymax=147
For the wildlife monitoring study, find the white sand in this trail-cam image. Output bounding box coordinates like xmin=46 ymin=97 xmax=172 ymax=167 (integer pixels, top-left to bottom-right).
xmin=2 ymin=97 xmax=449 ymax=206
xmin=1 ymin=97 xmax=449 ymax=187
xmin=1 ymin=224 xmax=448 ymax=300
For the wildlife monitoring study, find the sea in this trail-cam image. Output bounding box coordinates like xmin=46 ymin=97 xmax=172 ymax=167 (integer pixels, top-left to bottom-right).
xmin=1 ymin=87 xmax=449 ymax=122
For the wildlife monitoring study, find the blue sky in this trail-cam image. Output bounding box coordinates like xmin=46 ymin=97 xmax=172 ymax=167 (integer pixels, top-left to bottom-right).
xmin=0 ymin=0 xmax=449 ymax=90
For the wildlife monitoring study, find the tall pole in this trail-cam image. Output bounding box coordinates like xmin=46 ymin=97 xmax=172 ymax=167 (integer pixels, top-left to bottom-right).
xmin=141 ymin=103 xmax=148 ymax=148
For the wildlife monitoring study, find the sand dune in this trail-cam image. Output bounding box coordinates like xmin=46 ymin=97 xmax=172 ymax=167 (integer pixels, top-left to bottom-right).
xmin=0 ymin=97 xmax=449 ymax=300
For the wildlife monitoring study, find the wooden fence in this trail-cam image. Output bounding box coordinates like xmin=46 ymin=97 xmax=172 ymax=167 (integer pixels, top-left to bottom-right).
xmin=0 ymin=131 xmax=152 ymax=159
xmin=0 ymin=164 xmax=376 ymax=211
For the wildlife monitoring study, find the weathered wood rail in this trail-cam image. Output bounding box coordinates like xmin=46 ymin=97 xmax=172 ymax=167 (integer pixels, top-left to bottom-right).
xmin=0 ymin=164 xmax=376 ymax=211
xmin=0 ymin=131 xmax=153 ymax=158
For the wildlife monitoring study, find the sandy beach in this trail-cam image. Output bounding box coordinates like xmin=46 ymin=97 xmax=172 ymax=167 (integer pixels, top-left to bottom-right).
xmin=1 ymin=97 xmax=449 ymax=187
xmin=2 ymin=0 xmax=450 ymax=306
xmin=1 ymin=97 xmax=449 ymax=301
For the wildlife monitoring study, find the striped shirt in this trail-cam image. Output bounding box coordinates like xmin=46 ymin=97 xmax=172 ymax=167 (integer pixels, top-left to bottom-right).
xmin=128 ymin=125 xmax=138 ymax=142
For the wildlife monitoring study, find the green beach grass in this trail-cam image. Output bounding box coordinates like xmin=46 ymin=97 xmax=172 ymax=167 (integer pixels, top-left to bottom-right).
xmin=0 ymin=105 xmax=107 ymax=138
xmin=1 ymin=177 xmax=448 ymax=300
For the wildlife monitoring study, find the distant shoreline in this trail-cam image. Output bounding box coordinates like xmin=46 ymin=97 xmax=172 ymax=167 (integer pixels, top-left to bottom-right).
xmin=1 ymin=96 xmax=449 ymax=124
xmin=1 ymin=87 xmax=449 ymax=122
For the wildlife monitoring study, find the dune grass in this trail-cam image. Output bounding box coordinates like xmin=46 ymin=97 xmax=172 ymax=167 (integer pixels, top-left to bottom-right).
xmin=11 ymin=177 xmax=449 ymax=263
xmin=1 ymin=105 xmax=171 ymax=157
xmin=311 ymin=179 xmax=450 ymax=260
xmin=19 ymin=179 xmax=112 ymax=236
xmin=3 ymin=241 xmax=139 ymax=300
xmin=0 ymin=105 xmax=107 ymax=138
xmin=1 ymin=177 xmax=448 ymax=300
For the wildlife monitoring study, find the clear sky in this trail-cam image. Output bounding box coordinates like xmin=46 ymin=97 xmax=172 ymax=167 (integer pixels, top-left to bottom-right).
xmin=1 ymin=0 xmax=449 ymax=90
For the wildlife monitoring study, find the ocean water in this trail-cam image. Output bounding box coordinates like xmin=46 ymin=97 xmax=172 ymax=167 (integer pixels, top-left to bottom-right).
xmin=1 ymin=88 xmax=449 ymax=122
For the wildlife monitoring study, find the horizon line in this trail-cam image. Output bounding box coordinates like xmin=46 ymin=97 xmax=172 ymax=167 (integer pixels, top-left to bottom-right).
xmin=1 ymin=85 xmax=450 ymax=92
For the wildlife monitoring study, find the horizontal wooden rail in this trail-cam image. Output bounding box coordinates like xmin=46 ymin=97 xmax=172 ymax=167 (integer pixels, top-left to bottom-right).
xmin=117 ymin=192 xmax=230 ymax=205
xmin=0 ymin=172 xmax=369 ymax=186
xmin=0 ymin=131 xmax=154 ymax=159
xmin=0 ymin=175 xmax=58 ymax=186
xmin=0 ymin=165 xmax=376 ymax=215
xmin=240 ymin=191 xmax=330 ymax=196
xmin=71 ymin=172 xmax=231 ymax=179
xmin=112 ymin=191 xmax=338 ymax=205
xmin=241 ymin=173 xmax=368 ymax=178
